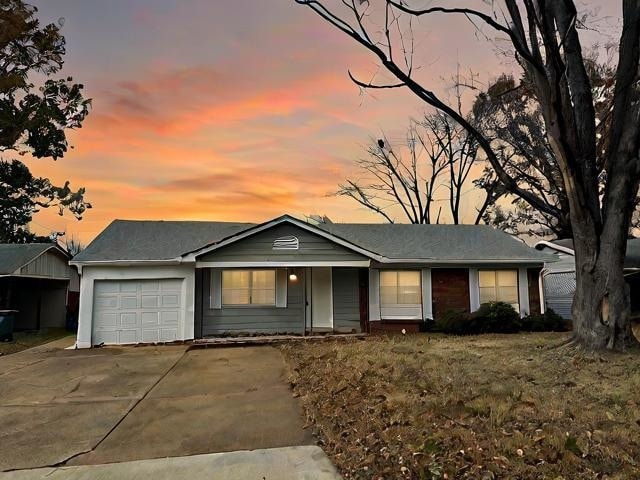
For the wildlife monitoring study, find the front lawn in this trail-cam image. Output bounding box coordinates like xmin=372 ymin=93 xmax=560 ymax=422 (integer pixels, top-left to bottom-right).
xmin=281 ymin=332 xmax=640 ymax=479
xmin=0 ymin=328 xmax=71 ymax=356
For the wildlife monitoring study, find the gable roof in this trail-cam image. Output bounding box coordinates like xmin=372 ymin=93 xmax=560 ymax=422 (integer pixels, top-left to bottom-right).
xmin=74 ymin=215 xmax=550 ymax=266
xmin=182 ymin=214 xmax=382 ymax=262
xmin=0 ymin=243 xmax=70 ymax=275
xmin=72 ymin=220 xmax=253 ymax=263
xmin=318 ymin=223 xmax=551 ymax=263
xmin=535 ymin=238 xmax=640 ymax=269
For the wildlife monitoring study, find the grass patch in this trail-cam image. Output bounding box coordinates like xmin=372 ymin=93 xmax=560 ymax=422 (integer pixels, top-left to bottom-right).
xmin=0 ymin=328 xmax=71 ymax=356
xmin=281 ymin=332 xmax=640 ymax=479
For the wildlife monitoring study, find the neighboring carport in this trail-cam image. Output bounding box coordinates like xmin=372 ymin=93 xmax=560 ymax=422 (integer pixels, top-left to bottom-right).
xmin=0 ymin=243 xmax=77 ymax=332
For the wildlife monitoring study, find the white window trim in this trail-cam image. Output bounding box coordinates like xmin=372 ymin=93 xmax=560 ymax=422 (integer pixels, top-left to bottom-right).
xmin=379 ymin=269 xmax=423 ymax=320
xmin=221 ymin=269 xmax=277 ymax=307
xmin=469 ymin=267 xmax=529 ymax=317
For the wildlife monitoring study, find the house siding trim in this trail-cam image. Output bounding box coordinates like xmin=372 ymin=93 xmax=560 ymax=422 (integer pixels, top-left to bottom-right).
xmin=196 ymin=261 xmax=370 ymax=268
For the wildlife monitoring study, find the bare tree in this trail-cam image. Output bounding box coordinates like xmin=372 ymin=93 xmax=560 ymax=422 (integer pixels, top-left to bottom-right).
xmin=296 ymin=0 xmax=640 ymax=351
xmin=338 ymin=112 xmax=491 ymax=224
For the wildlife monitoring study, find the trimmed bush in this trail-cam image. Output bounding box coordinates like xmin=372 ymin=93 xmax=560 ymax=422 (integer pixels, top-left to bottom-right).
xmin=520 ymin=308 xmax=568 ymax=332
xmin=433 ymin=309 xmax=476 ymax=335
xmin=434 ymin=304 xmax=569 ymax=335
xmin=471 ymin=301 xmax=521 ymax=333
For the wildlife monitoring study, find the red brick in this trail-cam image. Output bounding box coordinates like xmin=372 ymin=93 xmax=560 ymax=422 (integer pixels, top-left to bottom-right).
xmin=431 ymin=268 xmax=470 ymax=317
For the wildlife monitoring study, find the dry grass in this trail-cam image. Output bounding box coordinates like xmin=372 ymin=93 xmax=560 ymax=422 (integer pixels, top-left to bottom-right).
xmin=0 ymin=328 xmax=70 ymax=356
xmin=281 ymin=332 xmax=640 ymax=479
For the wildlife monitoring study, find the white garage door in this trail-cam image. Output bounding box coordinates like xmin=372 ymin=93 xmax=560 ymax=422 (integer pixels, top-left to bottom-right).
xmin=92 ymin=279 xmax=183 ymax=345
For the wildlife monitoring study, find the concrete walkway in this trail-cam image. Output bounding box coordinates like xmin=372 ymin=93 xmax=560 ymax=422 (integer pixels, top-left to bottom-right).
xmin=0 ymin=446 xmax=343 ymax=480
xmin=0 ymin=343 xmax=314 ymax=471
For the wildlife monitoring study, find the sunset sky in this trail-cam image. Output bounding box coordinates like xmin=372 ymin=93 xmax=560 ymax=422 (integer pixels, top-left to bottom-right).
xmin=26 ymin=1 xmax=619 ymax=243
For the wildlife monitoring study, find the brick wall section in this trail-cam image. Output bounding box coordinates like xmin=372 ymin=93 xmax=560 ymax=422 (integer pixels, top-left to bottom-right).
xmin=369 ymin=320 xmax=421 ymax=334
xmin=527 ymin=268 xmax=542 ymax=315
xmin=431 ymin=268 xmax=470 ymax=318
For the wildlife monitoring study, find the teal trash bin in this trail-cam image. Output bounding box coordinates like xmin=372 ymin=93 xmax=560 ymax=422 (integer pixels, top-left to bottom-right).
xmin=0 ymin=310 xmax=17 ymax=342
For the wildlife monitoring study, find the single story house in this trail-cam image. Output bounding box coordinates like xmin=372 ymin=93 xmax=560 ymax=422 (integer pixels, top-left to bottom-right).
xmin=534 ymin=238 xmax=640 ymax=319
xmin=70 ymin=214 xmax=552 ymax=347
xmin=0 ymin=243 xmax=79 ymax=331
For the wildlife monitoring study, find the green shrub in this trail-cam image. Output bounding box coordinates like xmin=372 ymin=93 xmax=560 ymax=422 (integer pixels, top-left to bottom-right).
xmin=434 ymin=303 xmax=568 ymax=335
xmin=433 ymin=310 xmax=477 ymax=335
xmin=520 ymin=308 xmax=568 ymax=332
xmin=471 ymin=301 xmax=521 ymax=333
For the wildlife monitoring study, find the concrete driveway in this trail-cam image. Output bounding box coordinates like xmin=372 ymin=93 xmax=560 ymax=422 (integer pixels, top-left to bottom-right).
xmin=0 ymin=342 xmax=315 ymax=472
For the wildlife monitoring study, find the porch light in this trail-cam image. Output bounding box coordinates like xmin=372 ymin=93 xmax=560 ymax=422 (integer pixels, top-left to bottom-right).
xmin=288 ymin=269 xmax=298 ymax=282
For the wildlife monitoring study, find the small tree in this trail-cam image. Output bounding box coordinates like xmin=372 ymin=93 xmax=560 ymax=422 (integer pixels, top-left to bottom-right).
xmin=0 ymin=0 xmax=91 ymax=243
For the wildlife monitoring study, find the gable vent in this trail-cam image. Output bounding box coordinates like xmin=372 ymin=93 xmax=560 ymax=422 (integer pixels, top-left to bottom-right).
xmin=273 ymin=235 xmax=299 ymax=250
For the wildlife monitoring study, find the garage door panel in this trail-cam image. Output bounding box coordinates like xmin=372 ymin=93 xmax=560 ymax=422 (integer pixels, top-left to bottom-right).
xmin=161 ymin=311 xmax=179 ymax=325
xmin=141 ymin=295 xmax=160 ymax=308
xmin=162 ymin=294 xmax=179 ymax=307
xmin=94 ymin=331 xmax=117 ymax=345
xmin=142 ymin=311 xmax=160 ymax=326
xmin=141 ymin=280 xmax=160 ymax=292
xmin=118 ymin=329 xmax=138 ymax=344
xmin=95 ymin=282 xmax=119 ymax=294
xmin=97 ymin=312 xmax=117 ymax=327
xmin=119 ymin=282 xmax=138 ymax=293
xmin=161 ymin=279 xmax=183 ymax=291
xmin=95 ymin=295 xmax=118 ymax=309
xmin=160 ymin=329 xmax=177 ymax=342
xmin=142 ymin=329 xmax=159 ymax=343
xmin=121 ymin=312 xmax=138 ymax=326
xmin=92 ymin=279 xmax=183 ymax=345
xmin=121 ymin=296 xmax=138 ymax=308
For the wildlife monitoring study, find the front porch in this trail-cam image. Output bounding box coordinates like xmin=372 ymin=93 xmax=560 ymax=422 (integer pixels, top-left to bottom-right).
xmin=194 ymin=266 xmax=370 ymax=338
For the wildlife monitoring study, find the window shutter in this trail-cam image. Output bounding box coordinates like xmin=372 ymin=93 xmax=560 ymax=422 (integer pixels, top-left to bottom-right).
xmin=276 ymin=268 xmax=288 ymax=308
xmin=468 ymin=268 xmax=480 ymax=312
xmin=421 ymin=268 xmax=433 ymax=320
xmin=369 ymin=269 xmax=381 ymax=321
xmin=517 ymin=267 xmax=529 ymax=317
xmin=210 ymin=269 xmax=222 ymax=309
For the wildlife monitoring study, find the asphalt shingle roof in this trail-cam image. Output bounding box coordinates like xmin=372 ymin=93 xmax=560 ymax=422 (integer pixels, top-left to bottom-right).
xmin=74 ymin=217 xmax=549 ymax=264
xmin=0 ymin=243 xmax=64 ymax=274
xmin=319 ymin=223 xmax=551 ymax=262
xmin=72 ymin=220 xmax=254 ymax=262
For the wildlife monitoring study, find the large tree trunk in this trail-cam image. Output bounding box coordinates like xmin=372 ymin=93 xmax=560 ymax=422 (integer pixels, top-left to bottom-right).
xmin=572 ymin=224 xmax=640 ymax=351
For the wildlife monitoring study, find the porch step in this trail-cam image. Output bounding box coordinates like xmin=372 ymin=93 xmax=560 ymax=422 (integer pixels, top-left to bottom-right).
xmin=191 ymin=333 xmax=367 ymax=347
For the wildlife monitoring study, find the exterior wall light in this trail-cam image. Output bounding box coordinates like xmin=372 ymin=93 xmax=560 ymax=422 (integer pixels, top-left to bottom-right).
xmin=289 ymin=272 xmax=298 ymax=282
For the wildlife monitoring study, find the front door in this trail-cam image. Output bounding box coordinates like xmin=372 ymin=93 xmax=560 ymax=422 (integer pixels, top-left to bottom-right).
xmin=305 ymin=267 xmax=333 ymax=331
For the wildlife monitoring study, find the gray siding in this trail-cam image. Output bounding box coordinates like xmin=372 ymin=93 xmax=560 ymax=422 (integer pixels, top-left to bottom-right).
xmin=20 ymin=250 xmax=70 ymax=278
xmin=198 ymin=224 xmax=367 ymax=263
xmin=543 ymin=271 xmax=575 ymax=319
xmin=332 ymin=268 xmax=361 ymax=332
xmin=200 ymin=267 xmax=305 ymax=336
xmin=538 ymin=247 xmax=576 ymax=320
